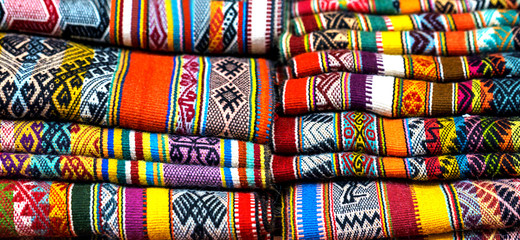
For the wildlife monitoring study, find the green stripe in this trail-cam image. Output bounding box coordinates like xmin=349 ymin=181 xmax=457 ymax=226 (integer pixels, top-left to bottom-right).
xmin=70 ymin=183 xmax=93 ymax=236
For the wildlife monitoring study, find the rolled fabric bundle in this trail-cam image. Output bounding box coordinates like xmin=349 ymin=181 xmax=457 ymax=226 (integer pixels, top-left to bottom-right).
xmin=0 ymin=0 xmax=283 ymax=55
xmin=0 ymin=152 xmax=271 ymax=189
xmin=282 ymin=72 xmax=520 ymax=117
xmin=292 ymin=9 xmax=520 ymax=35
xmin=271 ymin=152 xmax=520 ymax=183
xmin=290 ymin=0 xmax=520 ymax=17
xmin=0 ymin=120 xmax=271 ymax=168
xmin=0 ymin=33 xmax=273 ymax=144
xmin=0 ymin=179 xmax=272 ymax=238
xmin=283 ymin=178 xmax=520 ymax=239
xmin=273 ymin=111 xmax=520 ymax=156
xmin=280 ymin=26 xmax=520 ymax=60
xmin=287 ymin=50 xmax=520 ymax=81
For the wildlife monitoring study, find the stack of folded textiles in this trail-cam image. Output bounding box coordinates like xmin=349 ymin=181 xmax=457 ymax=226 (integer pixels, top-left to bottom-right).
xmin=0 ymin=0 xmax=282 ymax=238
xmin=274 ymin=0 xmax=520 ymax=239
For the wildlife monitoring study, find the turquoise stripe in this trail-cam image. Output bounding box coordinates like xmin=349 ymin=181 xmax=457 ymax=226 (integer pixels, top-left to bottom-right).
xmin=150 ymin=134 xmax=159 ymax=161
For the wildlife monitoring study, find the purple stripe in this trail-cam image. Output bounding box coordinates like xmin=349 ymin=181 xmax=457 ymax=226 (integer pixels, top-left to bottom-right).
xmin=124 ymin=187 xmax=146 ymax=240
xmin=359 ymin=51 xmax=379 ymax=74
xmin=349 ymin=74 xmax=368 ymax=111
xmin=163 ymin=164 xmax=223 ymax=188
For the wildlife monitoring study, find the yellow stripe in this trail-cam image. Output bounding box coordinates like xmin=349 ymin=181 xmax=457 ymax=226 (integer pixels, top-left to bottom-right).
xmin=146 ymin=187 xmax=172 ymax=240
xmin=138 ymin=161 xmax=147 ymax=186
xmin=381 ymin=31 xmax=403 ymax=54
xmin=193 ymin=57 xmax=205 ymax=134
xmin=112 ymin=128 xmax=123 ymax=159
xmin=142 ymin=132 xmax=152 ymax=161
xmin=165 ymin=0 xmax=174 ymax=51
xmin=260 ymin=145 xmax=266 ymax=188
xmin=248 ymin=59 xmax=258 ymax=141
xmin=108 ymin=158 xmax=118 ymax=184
xmin=220 ymin=138 xmax=227 ymax=188
xmin=412 ymin=183 xmax=452 ymax=235
xmin=388 ymin=15 xmax=414 ymax=31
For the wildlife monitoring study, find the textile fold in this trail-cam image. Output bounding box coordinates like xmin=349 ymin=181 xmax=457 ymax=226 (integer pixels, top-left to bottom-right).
xmin=0 ymin=33 xmax=273 ymax=144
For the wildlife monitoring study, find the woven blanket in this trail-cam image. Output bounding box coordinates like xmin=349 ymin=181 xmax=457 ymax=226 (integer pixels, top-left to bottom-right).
xmin=283 ymin=178 xmax=520 ymax=239
xmin=280 ymin=26 xmax=520 ymax=60
xmin=0 ymin=33 xmax=273 ymax=144
xmin=0 ymin=120 xmax=271 ymax=169
xmin=287 ymin=50 xmax=520 ymax=81
xmin=292 ymin=9 xmax=520 ymax=35
xmin=0 ymin=152 xmax=271 ymax=189
xmin=0 ymin=0 xmax=282 ymax=55
xmin=290 ymin=0 xmax=520 ymax=17
xmin=272 ymin=152 xmax=520 ymax=183
xmin=282 ymin=72 xmax=520 ymax=117
xmin=404 ymin=228 xmax=520 ymax=240
xmin=0 ymin=179 xmax=272 ymax=238
xmin=273 ymin=111 xmax=520 ymax=156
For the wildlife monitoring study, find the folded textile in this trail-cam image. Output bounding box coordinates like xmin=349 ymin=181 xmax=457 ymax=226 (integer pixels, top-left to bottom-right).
xmin=280 ymin=26 xmax=520 ymax=60
xmin=0 ymin=33 xmax=273 ymax=144
xmin=0 ymin=0 xmax=283 ymax=55
xmin=272 ymin=152 xmax=520 ymax=183
xmin=287 ymin=50 xmax=520 ymax=81
xmin=0 ymin=152 xmax=271 ymax=189
xmin=283 ymin=178 xmax=520 ymax=239
xmin=0 ymin=179 xmax=272 ymax=238
xmin=402 ymin=228 xmax=520 ymax=240
xmin=290 ymin=0 xmax=520 ymax=17
xmin=273 ymin=111 xmax=520 ymax=156
xmin=282 ymin=72 xmax=520 ymax=117
xmin=0 ymin=120 xmax=271 ymax=169
xmin=292 ymin=9 xmax=520 ymax=35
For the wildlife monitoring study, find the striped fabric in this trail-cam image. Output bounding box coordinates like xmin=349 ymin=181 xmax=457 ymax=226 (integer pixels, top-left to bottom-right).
xmin=283 ymin=178 xmax=520 ymax=239
xmin=290 ymin=0 xmax=520 ymax=17
xmin=0 ymin=179 xmax=272 ymax=239
xmin=291 ymin=9 xmax=520 ymax=35
xmin=0 ymin=0 xmax=283 ymax=55
xmin=271 ymin=151 xmax=520 ymax=183
xmin=273 ymin=111 xmax=520 ymax=156
xmin=281 ymin=72 xmax=520 ymax=117
xmin=280 ymin=26 xmax=520 ymax=60
xmin=0 ymin=152 xmax=271 ymax=189
xmin=286 ymin=50 xmax=520 ymax=81
xmin=0 ymin=120 xmax=271 ymax=167
xmin=0 ymin=33 xmax=273 ymax=144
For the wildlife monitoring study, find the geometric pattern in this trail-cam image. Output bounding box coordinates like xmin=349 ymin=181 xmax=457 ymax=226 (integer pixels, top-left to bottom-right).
xmin=291 ymin=9 xmax=520 ymax=35
xmin=282 ymin=72 xmax=520 ymax=117
xmin=274 ymin=111 xmax=520 ymax=156
xmin=271 ymin=152 xmax=520 ymax=183
xmin=282 ymin=26 xmax=520 ymax=60
xmin=0 ymin=0 xmax=282 ymax=55
xmin=0 ymin=179 xmax=272 ymax=238
xmin=284 ymin=178 xmax=520 ymax=239
xmin=0 ymin=33 xmax=273 ymax=144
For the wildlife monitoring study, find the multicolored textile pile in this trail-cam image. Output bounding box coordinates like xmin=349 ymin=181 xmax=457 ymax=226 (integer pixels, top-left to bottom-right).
xmin=0 ymin=0 xmax=283 ymax=55
xmin=1 ymin=0 xmax=520 ymax=239
xmin=0 ymin=0 xmax=279 ymax=238
xmin=274 ymin=1 xmax=520 ymax=239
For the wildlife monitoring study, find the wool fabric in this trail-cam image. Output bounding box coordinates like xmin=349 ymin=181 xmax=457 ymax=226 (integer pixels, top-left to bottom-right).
xmin=287 ymin=50 xmax=520 ymax=81
xmin=280 ymin=26 xmax=520 ymax=60
xmin=292 ymin=9 xmax=520 ymax=35
xmin=0 ymin=120 xmax=271 ymax=169
xmin=0 ymin=152 xmax=270 ymax=189
xmin=273 ymin=111 xmax=520 ymax=156
xmin=0 ymin=0 xmax=283 ymax=55
xmin=272 ymin=152 xmax=520 ymax=183
xmin=0 ymin=179 xmax=272 ymax=238
xmin=0 ymin=33 xmax=273 ymax=144
xmin=290 ymin=0 xmax=520 ymax=17
xmin=282 ymin=72 xmax=520 ymax=117
xmin=400 ymin=228 xmax=520 ymax=240
xmin=283 ymin=178 xmax=520 ymax=239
